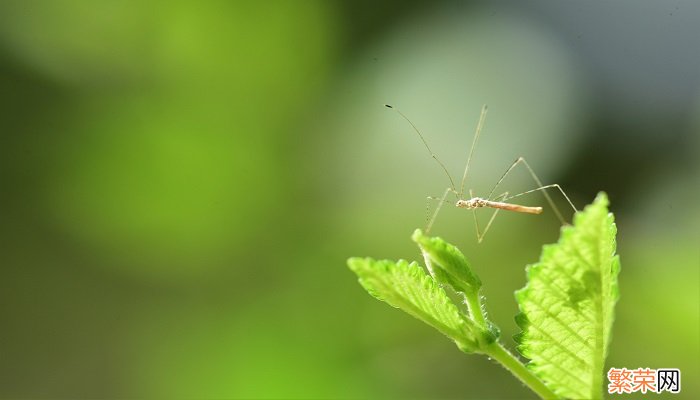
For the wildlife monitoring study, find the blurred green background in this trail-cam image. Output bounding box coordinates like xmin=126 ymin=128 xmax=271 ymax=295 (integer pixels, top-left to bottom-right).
xmin=0 ymin=1 xmax=698 ymax=398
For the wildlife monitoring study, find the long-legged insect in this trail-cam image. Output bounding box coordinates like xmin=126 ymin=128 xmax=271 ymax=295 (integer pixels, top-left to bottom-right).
xmin=385 ymin=104 xmax=577 ymax=243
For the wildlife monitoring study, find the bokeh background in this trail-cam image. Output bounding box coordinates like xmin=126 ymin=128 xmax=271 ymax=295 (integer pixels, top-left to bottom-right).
xmin=1 ymin=1 xmax=698 ymax=398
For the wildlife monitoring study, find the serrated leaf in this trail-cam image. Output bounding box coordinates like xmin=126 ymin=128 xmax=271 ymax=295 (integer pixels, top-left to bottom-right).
xmin=515 ymin=192 xmax=620 ymax=400
xmin=348 ymin=257 xmax=478 ymax=352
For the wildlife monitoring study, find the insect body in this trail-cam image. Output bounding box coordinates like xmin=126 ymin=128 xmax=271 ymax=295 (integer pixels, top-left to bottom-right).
xmin=385 ymin=104 xmax=577 ymax=242
xmin=456 ymin=197 xmax=542 ymax=215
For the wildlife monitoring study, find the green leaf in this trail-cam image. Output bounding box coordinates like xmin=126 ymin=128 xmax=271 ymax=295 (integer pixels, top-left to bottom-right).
xmin=411 ymin=229 xmax=499 ymax=345
xmin=411 ymin=229 xmax=482 ymax=295
xmin=514 ymin=192 xmax=620 ymax=399
xmin=347 ymin=257 xmax=479 ymax=352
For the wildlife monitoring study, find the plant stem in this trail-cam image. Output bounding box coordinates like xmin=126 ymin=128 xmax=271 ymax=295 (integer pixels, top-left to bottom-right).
xmin=484 ymin=342 xmax=558 ymax=400
xmin=464 ymin=290 xmax=487 ymax=327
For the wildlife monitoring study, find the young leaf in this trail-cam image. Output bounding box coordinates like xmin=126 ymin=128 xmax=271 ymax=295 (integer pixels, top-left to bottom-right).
xmin=514 ymin=192 xmax=620 ymax=400
xmin=411 ymin=229 xmax=482 ymax=295
xmin=411 ymin=229 xmax=499 ymax=345
xmin=348 ymin=257 xmax=479 ymax=352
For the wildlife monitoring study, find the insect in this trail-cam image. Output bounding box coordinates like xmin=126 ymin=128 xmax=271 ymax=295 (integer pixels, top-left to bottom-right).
xmin=385 ymin=104 xmax=577 ymax=243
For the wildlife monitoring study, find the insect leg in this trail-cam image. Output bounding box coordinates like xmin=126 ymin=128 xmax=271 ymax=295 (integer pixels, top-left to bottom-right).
xmin=474 ymin=190 xmax=510 ymax=244
xmin=425 ymin=187 xmax=457 ymax=234
xmin=486 ymin=157 xmax=577 ymax=225
xmin=459 ymin=104 xmax=488 ymax=197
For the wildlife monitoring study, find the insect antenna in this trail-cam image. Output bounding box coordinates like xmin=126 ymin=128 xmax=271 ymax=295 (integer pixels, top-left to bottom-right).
xmin=459 ymin=104 xmax=488 ymax=198
xmin=385 ymin=104 xmax=458 ymax=198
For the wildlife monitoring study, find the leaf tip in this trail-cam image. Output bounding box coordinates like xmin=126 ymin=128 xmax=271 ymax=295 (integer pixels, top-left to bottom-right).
xmin=513 ymin=311 xmax=529 ymax=330
xmin=411 ymin=228 xmax=427 ymax=246
xmin=347 ymin=257 xmax=368 ymax=273
xmin=593 ymin=191 xmax=609 ymax=207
